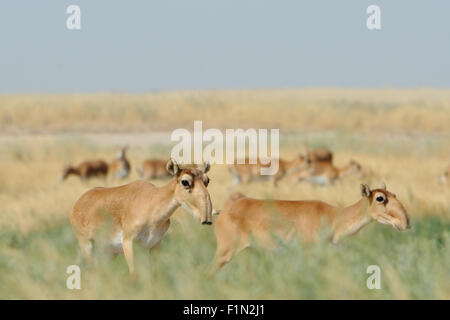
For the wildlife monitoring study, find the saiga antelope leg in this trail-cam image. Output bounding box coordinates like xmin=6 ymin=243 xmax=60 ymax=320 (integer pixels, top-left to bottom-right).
xmin=148 ymin=220 xmax=170 ymax=255
xmin=76 ymin=234 xmax=94 ymax=264
xmin=122 ymin=237 xmax=135 ymax=277
xmin=209 ymin=230 xmax=249 ymax=275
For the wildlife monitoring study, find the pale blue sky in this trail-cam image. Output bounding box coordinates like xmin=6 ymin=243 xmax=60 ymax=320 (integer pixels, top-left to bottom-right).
xmin=0 ymin=1 xmax=449 ymax=92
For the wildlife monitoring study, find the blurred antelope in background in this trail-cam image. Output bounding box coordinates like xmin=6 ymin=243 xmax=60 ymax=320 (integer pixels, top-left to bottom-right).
xmin=292 ymin=159 xmax=362 ymax=186
xmin=229 ymin=156 xmax=309 ymax=187
xmin=70 ymin=159 xmax=212 ymax=276
xmin=439 ymin=164 xmax=449 ymax=185
xmin=209 ymin=183 xmax=410 ymax=272
xmin=137 ymin=159 xmax=172 ymax=180
xmin=61 ymin=160 xmax=109 ymax=182
xmin=109 ymin=146 xmax=131 ymax=179
xmin=305 ymin=146 xmax=333 ymax=163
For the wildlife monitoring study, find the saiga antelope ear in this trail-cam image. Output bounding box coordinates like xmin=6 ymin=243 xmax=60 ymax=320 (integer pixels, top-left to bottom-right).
xmin=203 ymin=161 xmax=211 ymax=174
xmin=361 ymin=184 xmax=371 ymax=198
xmin=380 ymin=181 xmax=386 ymax=190
xmin=166 ymin=158 xmax=180 ymax=176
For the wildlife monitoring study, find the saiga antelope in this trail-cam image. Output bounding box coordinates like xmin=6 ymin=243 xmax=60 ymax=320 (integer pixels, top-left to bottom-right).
xmin=70 ymin=159 xmax=212 ymax=276
xmin=109 ymin=146 xmax=131 ymax=179
xmin=439 ymin=164 xmax=449 ymax=185
xmin=61 ymin=160 xmax=109 ymax=182
xmin=306 ymin=147 xmax=333 ymax=163
xmin=210 ymin=183 xmax=410 ymax=272
xmin=137 ymin=159 xmax=200 ymax=180
xmin=229 ymin=156 xmax=309 ymax=186
xmin=137 ymin=159 xmax=173 ymax=180
xmin=292 ymin=159 xmax=363 ymax=186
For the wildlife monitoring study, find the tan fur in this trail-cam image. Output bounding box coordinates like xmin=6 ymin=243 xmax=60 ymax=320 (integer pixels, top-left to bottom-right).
xmin=109 ymin=146 xmax=131 ymax=180
xmin=137 ymin=159 xmax=171 ymax=180
xmin=229 ymin=156 xmax=308 ymax=186
xmin=61 ymin=160 xmax=109 ymax=181
xmin=307 ymin=148 xmax=333 ymax=163
xmin=210 ymin=183 xmax=410 ymax=272
xmin=292 ymin=160 xmax=362 ymax=186
xmin=70 ymin=159 xmax=212 ymax=276
xmin=137 ymin=159 xmax=200 ymax=180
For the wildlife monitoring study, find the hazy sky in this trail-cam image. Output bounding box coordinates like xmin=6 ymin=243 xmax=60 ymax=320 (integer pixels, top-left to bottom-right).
xmin=0 ymin=1 xmax=449 ymax=93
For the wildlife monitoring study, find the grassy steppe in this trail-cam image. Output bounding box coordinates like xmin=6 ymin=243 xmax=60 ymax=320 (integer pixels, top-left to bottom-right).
xmin=0 ymin=216 xmax=448 ymax=299
xmin=0 ymin=90 xmax=449 ymax=299
xmin=1 ymin=89 xmax=450 ymax=134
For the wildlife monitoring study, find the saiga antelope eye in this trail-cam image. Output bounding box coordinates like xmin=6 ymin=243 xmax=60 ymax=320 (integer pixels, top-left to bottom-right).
xmin=204 ymin=177 xmax=210 ymax=187
xmin=181 ymin=179 xmax=191 ymax=188
xmin=376 ymin=196 xmax=385 ymax=203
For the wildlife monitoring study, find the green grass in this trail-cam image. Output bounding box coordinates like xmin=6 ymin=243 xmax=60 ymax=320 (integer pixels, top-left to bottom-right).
xmin=0 ymin=216 xmax=448 ymax=299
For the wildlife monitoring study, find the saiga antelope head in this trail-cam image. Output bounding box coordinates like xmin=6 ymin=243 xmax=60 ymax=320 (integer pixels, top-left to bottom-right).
xmin=166 ymin=159 xmax=213 ymax=225
xmin=361 ymin=182 xmax=411 ymax=231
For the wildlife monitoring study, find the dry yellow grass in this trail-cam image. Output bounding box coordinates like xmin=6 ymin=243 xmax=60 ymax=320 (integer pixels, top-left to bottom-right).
xmin=1 ymin=89 xmax=450 ymax=134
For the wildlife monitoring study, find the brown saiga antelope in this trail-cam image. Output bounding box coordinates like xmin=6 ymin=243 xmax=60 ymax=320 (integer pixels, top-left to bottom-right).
xmin=439 ymin=164 xmax=449 ymax=185
xmin=292 ymin=159 xmax=363 ymax=186
xmin=70 ymin=159 xmax=213 ymax=276
xmin=109 ymin=146 xmax=131 ymax=179
xmin=137 ymin=159 xmax=172 ymax=180
xmin=137 ymin=159 xmax=200 ymax=180
xmin=306 ymin=147 xmax=333 ymax=163
xmin=229 ymin=156 xmax=309 ymax=186
xmin=61 ymin=160 xmax=109 ymax=182
xmin=210 ymin=183 xmax=410 ymax=272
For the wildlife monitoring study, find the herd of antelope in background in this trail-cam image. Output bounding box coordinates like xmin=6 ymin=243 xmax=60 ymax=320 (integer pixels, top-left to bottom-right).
xmin=64 ymin=145 xmax=448 ymax=276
